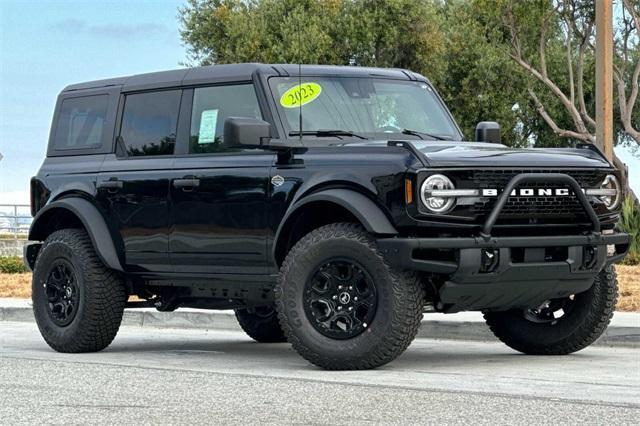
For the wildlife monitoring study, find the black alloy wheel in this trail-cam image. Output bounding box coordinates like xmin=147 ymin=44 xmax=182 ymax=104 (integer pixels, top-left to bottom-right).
xmin=523 ymin=295 xmax=576 ymax=325
xmin=303 ymin=259 xmax=378 ymax=340
xmin=43 ymin=260 xmax=80 ymax=327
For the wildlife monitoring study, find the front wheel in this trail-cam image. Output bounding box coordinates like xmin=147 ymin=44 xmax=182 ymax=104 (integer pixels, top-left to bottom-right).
xmin=484 ymin=266 xmax=618 ymax=355
xmin=275 ymin=223 xmax=424 ymax=370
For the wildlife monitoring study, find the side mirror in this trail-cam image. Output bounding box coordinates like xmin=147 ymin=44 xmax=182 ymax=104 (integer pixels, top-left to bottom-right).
xmin=475 ymin=121 xmax=501 ymax=144
xmin=224 ymin=117 xmax=272 ymax=148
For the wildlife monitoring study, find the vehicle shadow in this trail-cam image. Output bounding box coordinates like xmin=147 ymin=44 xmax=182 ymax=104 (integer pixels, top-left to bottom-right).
xmin=101 ymin=332 xmax=602 ymax=372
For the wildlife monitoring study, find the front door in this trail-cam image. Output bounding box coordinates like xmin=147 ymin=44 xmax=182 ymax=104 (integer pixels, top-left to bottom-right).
xmin=169 ymin=83 xmax=274 ymax=274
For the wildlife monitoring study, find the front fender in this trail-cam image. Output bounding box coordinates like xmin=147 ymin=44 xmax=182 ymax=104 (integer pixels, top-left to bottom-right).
xmin=273 ymin=188 xmax=398 ymax=258
xmin=29 ymin=198 xmax=124 ymax=271
xmin=291 ymin=189 xmax=398 ymax=235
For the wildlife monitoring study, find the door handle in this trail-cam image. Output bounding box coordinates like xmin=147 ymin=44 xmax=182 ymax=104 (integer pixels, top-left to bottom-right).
xmin=97 ymin=180 xmax=123 ymax=190
xmin=173 ymin=178 xmax=200 ymax=190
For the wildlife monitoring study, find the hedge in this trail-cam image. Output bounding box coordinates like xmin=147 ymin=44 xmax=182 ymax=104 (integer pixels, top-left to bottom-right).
xmin=0 ymin=256 xmax=29 ymax=274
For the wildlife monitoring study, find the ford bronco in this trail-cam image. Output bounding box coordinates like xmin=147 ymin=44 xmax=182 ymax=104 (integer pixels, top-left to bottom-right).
xmin=25 ymin=64 xmax=630 ymax=370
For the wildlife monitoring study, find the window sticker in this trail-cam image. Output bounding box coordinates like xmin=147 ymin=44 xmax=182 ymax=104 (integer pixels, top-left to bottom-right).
xmin=280 ymin=82 xmax=322 ymax=108
xmin=198 ymin=109 xmax=219 ymax=144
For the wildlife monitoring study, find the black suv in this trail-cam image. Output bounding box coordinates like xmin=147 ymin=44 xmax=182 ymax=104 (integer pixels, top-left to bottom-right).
xmin=25 ymin=64 xmax=630 ymax=370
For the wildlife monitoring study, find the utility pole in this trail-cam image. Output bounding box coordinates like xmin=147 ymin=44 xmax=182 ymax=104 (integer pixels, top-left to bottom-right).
xmin=595 ymin=0 xmax=614 ymax=161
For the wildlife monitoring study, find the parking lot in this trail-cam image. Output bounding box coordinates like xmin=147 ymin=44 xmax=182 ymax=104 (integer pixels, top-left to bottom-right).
xmin=1 ymin=321 xmax=638 ymax=424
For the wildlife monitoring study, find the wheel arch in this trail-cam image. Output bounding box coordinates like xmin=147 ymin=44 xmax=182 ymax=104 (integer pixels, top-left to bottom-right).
xmin=28 ymin=197 xmax=124 ymax=271
xmin=273 ymin=188 xmax=398 ymax=266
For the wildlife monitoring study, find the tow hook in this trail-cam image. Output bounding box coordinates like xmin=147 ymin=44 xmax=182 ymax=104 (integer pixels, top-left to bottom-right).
xmin=480 ymin=248 xmax=499 ymax=273
xmin=583 ymin=246 xmax=598 ymax=269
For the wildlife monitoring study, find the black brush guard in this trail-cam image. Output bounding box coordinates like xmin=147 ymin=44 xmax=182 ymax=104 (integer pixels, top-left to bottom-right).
xmin=378 ymin=173 xmax=630 ymax=313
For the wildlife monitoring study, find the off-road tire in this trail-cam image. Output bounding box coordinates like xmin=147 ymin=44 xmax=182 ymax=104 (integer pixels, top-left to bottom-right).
xmin=32 ymin=229 xmax=127 ymax=353
xmin=484 ymin=265 xmax=618 ymax=355
xmin=275 ymin=223 xmax=424 ymax=370
xmin=235 ymin=306 xmax=287 ymax=343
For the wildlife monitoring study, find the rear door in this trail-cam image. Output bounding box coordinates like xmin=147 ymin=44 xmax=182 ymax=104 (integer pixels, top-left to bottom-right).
xmin=169 ymin=84 xmax=275 ymax=274
xmin=97 ymin=89 xmax=183 ymax=272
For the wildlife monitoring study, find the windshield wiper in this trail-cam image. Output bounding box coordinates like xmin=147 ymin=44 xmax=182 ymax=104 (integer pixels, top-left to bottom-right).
xmin=401 ymin=129 xmax=449 ymax=141
xmin=288 ymin=130 xmax=368 ymax=140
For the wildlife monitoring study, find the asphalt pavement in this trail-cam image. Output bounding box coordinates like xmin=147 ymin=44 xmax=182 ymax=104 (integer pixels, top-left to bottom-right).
xmin=0 ymin=321 xmax=639 ymax=424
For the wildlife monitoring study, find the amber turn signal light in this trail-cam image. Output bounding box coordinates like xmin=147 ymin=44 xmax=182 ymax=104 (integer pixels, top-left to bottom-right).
xmin=405 ymin=178 xmax=414 ymax=204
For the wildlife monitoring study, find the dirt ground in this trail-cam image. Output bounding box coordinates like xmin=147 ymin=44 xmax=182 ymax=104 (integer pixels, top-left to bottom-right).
xmin=616 ymin=265 xmax=639 ymax=312
xmin=1 ymin=266 xmax=638 ymax=311
xmin=0 ymin=273 xmax=31 ymax=298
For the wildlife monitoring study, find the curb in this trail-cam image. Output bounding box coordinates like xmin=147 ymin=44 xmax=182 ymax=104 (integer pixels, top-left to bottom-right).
xmin=415 ymin=316 xmax=640 ymax=347
xmin=1 ymin=303 xmax=638 ymax=347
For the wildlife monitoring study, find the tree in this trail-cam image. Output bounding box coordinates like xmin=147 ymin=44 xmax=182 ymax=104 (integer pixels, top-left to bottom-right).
xmin=179 ymin=0 xmax=639 ymax=151
xmin=179 ymin=0 xmax=344 ymax=65
xmin=179 ymin=0 xmax=527 ymax=142
xmin=501 ymin=0 xmax=639 ymax=150
xmin=179 ymin=0 xmax=446 ymax=72
xmin=438 ymin=0 xmax=548 ymax=146
xmin=614 ymin=0 xmax=640 ymax=145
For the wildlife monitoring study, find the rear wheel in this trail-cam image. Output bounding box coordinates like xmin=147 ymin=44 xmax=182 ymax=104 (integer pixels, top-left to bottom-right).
xmin=235 ymin=305 xmax=286 ymax=343
xmin=32 ymin=229 xmax=127 ymax=353
xmin=484 ymin=266 xmax=618 ymax=355
xmin=275 ymin=223 xmax=424 ymax=370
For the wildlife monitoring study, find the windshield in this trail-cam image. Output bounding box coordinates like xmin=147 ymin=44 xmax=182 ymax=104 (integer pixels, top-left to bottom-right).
xmin=268 ymin=76 xmax=460 ymax=140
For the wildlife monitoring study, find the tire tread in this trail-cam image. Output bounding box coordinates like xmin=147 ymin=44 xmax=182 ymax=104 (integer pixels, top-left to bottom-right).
xmin=484 ymin=265 xmax=618 ymax=355
xmin=33 ymin=229 xmax=126 ymax=353
xmin=275 ymin=223 xmax=424 ymax=370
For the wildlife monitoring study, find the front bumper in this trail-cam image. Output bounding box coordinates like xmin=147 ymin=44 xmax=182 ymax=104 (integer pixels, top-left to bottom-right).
xmin=378 ymin=232 xmax=630 ymax=313
xmin=378 ymin=172 xmax=631 ymax=313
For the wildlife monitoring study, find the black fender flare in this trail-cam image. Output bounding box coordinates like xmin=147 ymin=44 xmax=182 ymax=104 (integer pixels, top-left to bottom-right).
xmin=274 ymin=188 xmax=398 ymax=259
xmin=29 ymin=198 xmax=124 ymax=272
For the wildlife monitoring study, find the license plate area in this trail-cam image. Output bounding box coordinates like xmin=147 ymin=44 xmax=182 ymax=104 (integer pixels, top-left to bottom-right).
xmin=511 ymin=247 xmax=569 ymax=263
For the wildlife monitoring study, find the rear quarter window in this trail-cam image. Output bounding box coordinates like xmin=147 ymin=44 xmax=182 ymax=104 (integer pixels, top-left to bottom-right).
xmin=53 ymin=95 xmax=109 ymax=150
xmin=119 ymin=90 xmax=181 ymax=157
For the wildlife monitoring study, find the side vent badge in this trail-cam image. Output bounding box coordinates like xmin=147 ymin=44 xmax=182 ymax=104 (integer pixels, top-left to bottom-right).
xmin=271 ymin=175 xmax=285 ymax=187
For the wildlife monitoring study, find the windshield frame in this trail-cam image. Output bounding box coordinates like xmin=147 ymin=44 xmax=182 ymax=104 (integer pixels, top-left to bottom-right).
xmin=265 ymin=75 xmax=464 ymax=142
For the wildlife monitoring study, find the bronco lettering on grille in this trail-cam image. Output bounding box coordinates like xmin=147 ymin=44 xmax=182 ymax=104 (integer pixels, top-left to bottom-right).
xmin=481 ymin=188 xmax=572 ymax=197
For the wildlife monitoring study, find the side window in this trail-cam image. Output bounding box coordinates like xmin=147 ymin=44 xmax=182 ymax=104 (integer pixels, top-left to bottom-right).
xmin=119 ymin=90 xmax=181 ymax=157
xmin=54 ymin=95 xmax=108 ymax=150
xmin=190 ymin=84 xmax=262 ymax=154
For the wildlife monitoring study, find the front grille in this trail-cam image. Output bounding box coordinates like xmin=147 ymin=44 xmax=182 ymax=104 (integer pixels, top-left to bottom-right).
xmin=468 ymin=169 xmax=608 ymax=220
xmin=470 ymin=169 xmax=605 ymax=189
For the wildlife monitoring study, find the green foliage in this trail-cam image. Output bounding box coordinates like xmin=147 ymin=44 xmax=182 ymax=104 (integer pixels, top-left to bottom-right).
xmin=438 ymin=0 xmax=538 ymax=146
xmin=619 ymin=198 xmax=640 ymax=265
xmin=0 ymin=256 xmax=28 ymax=274
xmin=178 ymin=0 xmax=637 ymax=148
xmin=179 ymin=0 xmax=345 ymax=65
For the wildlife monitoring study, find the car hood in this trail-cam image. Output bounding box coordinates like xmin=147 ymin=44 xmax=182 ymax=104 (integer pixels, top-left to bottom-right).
xmin=382 ymin=140 xmax=612 ymax=168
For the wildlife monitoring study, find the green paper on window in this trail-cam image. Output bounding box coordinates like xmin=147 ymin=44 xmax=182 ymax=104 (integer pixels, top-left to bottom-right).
xmin=198 ymin=109 xmax=218 ymax=144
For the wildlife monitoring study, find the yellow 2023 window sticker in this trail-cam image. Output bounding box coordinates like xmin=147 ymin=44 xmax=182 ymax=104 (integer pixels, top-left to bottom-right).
xmin=280 ymin=82 xmax=322 ymax=108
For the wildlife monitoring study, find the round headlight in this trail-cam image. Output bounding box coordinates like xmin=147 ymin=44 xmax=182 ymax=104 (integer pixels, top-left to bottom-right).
xmin=600 ymin=174 xmax=621 ymax=210
xmin=420 ymin=174 xmax=455 ymax=214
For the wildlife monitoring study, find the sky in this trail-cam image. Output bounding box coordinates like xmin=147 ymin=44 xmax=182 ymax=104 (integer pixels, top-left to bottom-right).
xmin=0 ymin=0 xmax=638 ymax=205
xmin=0 ymin=0 xmax=186 ymax=204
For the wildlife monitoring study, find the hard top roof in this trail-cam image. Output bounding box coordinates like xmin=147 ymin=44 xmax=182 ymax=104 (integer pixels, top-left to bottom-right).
xmin=62 ymin=63 xmax=428 ymax=93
